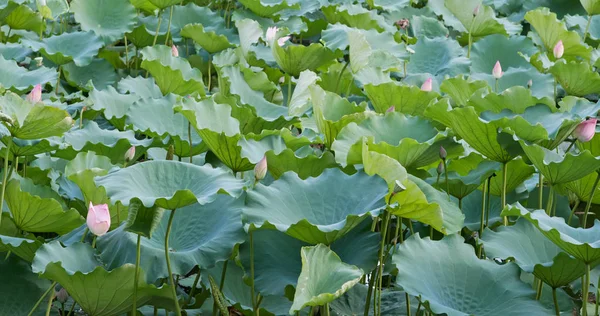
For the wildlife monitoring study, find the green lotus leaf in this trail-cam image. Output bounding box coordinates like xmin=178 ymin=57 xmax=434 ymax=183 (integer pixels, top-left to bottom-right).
xmin=502 ymin=203 xmax=600 ymax=263
xmin=369 ymin=0 xmax=409 ymax=11
xmin=89 ymin=85 xmax=143 ymax=129
xmin=2 ymin=137 xmax=60 ymax=157
xmin=99 ymin=195 xmax=244 ymax=282
xmin=549 ymin=60 xmax=600 ymax=97
xmin=0 ymin=55 xmax=57 ymax=91
xmin=288 ymin=70 xmax=318 ymax=116
xmin=125 ymin=23 xmax=166 ymax=49
xmin=239 ymin=219 xmax=379 ymax=297
xmin=32 ymin=241 xmax=175 ymax=315
xmin=0 ymin=256 xmax=51 ymax=316
xmin=332 ymin=112 xmax=462 ymax=170
xmin=272 ymin=42 xmax=339 ymax=78
xmin=430 ymin=153 xmax=501 ymax=199
xmin=238 ymin=132 xmax=312 ymax=164
xmin=243 ymin=168 xmax=387 ymax=244
xmin=468 ymin=86 xmax=553 ymax=114
xmin=6 ymin=178 xmax=83 ymax=234
xmin=21 ymin=32 xmax=104 ymax=67
xmin=361 ymin=140 xmax=408 ymax=192
xmin=363 ymin=82 xmax=439 ymax=115
xmin=392 ymin=234 xmax=551 ymax=316
xmin=322 ymin=4 xmax=391 ymax=33
xmin=238 ymin=0 xmax=299 ymax=17
xmin=348 ymin=29 xmax=402 ymax=75
xmin=56 ymin=121 xmax=154 ymax=163
xmin=445 ymin=0 xmax=507 ymax=37
xmin=62 ymin=59 xmax=118 ymax=91
xmin=181 ymin=23 xmax=235 ymax=54
xmin=117 ymin=76 xmax=164 ymax=99
xmin=321 ymin=23 xmax=409 ymax=60
xmin=263 ymin=148 xmax=338 ymax=181
xmin=147 ymin=0 xmax=179 ymax=9
xmin=564 ymin=171 xmax=600 ymax=204
xmin=488 ymin=157 xmax=535 ymax=196
xmin=0 ymin=235 xmax=43 ymax=262
xmin=390 ymin=175 xmax=465 ymax=235
xmin=71 ymin=0 xmax=137 ymax=42
xmin=3 ymin=4 xmax=43 ymax=32
xmin=123 ymin=197 xmax=164 ymax=238
xmin=482 ymin=219 xmax=586 ymax=288
xmin=330 ymin=284 xmax=419 ymax=316
xmin=440 ymin=76 xmax=489 ymax=107
xmin=140 ymin=45 xmax=206 ymax=97
xmin=461 ymin=189 xmax=504 ymax=231
xmin=470 ymin=35 xmax=537 ymax=73
xmin=470 ymin=67 xmax=554 ymax=101
xmin=407 ymin=37 xmax=470 ymax=77
xmin=290 ymin=244 xmax=363 ymax=313
xmin=521 ymin=142 xmax=600 ymax=185
xmin=0 ymin=43 xmax=32 ymax=62
xmin=130 ymin=0 xmax=158 ymax=13
xmin=581 ymin=0 xmax=600 ymax=15
xmin=0 ymin=91 xmax=69 ymax=139
xmin=411 ymin=15 xmax=449 ymax=38
xmin=44 ymin=0 xmax=69 ymax=20
xmin=95 ymin=160 xmax=244 ymax=209
xmin=525 ymin=7 xmax=591 ymax=61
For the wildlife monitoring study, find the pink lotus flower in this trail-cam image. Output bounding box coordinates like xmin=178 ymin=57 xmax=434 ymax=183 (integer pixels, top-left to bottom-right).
xmin=553 ymin=40 xmax=564 ymax=59
xmin=87 ymin=202 xmax=111 ymax=236
xmin=492 ymin=61 xmax=503 ymax=79
xmin=386 ymin=106 xmax=395 ymax=113
xmin=266 ymin=26 xmax=278 ymax=42
xmin=124 ymin=146 xmax=135 ymax=162
xmin=473 ymin=4 xmax=480 ymax=16
xmin=26 ymin=84 xmax=42 ymax=103
xmin=254 ymin=156 xmax=267 ymax=180
xmin=573 ymin=118 xmax=597 ymax=142
xmin=439 ymin=146 xmax=447 ymax=160
xmin=421 ymin=78 xmax=433 ymax=91
xmin=171 ymin=45 xmax=179 ymax=57
xmin=277 ymin=36 xmax=290 ymax=46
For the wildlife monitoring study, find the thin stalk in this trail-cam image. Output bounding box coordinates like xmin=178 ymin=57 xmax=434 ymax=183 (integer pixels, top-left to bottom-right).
xmin=535 ymin=279 xmax=543 ymax=300
xmin=545 ymin=186 xmax=554 ymax=215
xmin=28 ymin=282 xmax=56 ymax=316
xmin=376 ymin=210 xmax=392 ymax=315
xmin=485 ymin=176 xmax=492 ymax=226
xmin=152 ymin=10 xmax=163 ymax=46
xmin=596 ymin=273 xmax=600 ymax=316
xmin=165 ymin=209 xmax=182 ymax=316
xmin=250 ymin=230 xmax=258 ymax=315
xmin=334 ymin=61 xmax=349 ymax=94
xmin=479 ymin=180 xmax=487 ymax=237
xmin=442 ymin=159 xmax=450 ymax=199
xmin=403 ymin=61 xmax=407 ymax=78
xmin=67 ymin=302 xmax=76 ymax=316
xmin=416 ymin=300 xmax=422 ymax=314
xmin=495 ymin=78 xmax=499 ymax=93
xmin=124 ymin=35 xmax=129 ymax=70
xmin=4 ymin=251 xmax=10 ymax=260
xmin=501 ymin=162 xmax=508 ymax=225
xmin=45 ymin=287 xmax=56 ymax=316
xmin=551 ymin=287 xmax=560 ymax=316
xmin=0 ymin=140 xmax=11 ymax=227
xmin=132 ymin=234 xmax=142 ymax=315
xmin=39 ymin=19 xmax=44 ymax=40
xmin=467 ymin=32 xmax=473 ymax=58
xmin=116 ymin=203 xmax=120 ymax=225
xmin=539 ymin=173 xmax=544 ymax=209
xmin=154 ymin=306 xmax=158 ymax=316
xmin=287 ymin=74 xmax=293 ymax=106
xmin=364 ymin=269 xmax=376 ymax=316
xmin=207 ymin=57 xmax=212 ymax=92
xmin=323 ymin=303 xmax=330 ymax=316
xmin=61 ymin=302 xmax=65 ymax=316
xmin=565 ymin=139 xmax=577 ymax=153
xmin=185 ymin=270 xmax=201 ymax=307
xmin=405 ymin=293 xmax=411 ymax=316
xmin=55 ymin=66 xmax=61 ymax=95
xmin=584 ymin=15 xmax=592 ymax=42
xmin=213 ymin=260 xmax=229 ymax=316
xmin=164 ymin=6 xmax=174 ymax=45
xmin=583 ymin=172 xmax=600 ymax=228
xmin=188 ymin=122 xmax=193 ymax=163
xmin=91 ymin=236 xmax=97 ymax=248
xmin=568 ymin=200 xmax=581 ymax=226
xmin=584 ymin=263 xmax=591 ymax=316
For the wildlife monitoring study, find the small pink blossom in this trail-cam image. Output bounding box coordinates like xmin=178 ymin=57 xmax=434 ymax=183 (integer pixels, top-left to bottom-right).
xmin=421 ymin=78 xmax=433 ymax=92
xmin=87 ymin=202 xmax=111 ymax=236
xmin=124 ymin=146 xmax=135 ymax=162
xmin=26 ymin=84 xmax=42 ymax=103
xmin=386 ymin=106 xmax=395 ymax=113
xmin=171 ymin=45 xmax=179 ymax=57
xmin=553 ymin=40 xmax=564 ymax=59
xmin=492 ymin=61 xmax=503 ymax=79
xmin=573 ymin=118 xmax=597 ymax=143
xmin=254 ymin=156 xmax=267 ymax=180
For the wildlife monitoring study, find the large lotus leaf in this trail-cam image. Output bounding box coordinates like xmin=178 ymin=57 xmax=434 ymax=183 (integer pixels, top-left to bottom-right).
xmin=126 ymin=23 xmax=166 ymax=49
xmin=243 ymin=168 xmax=387 ymax=244
xmin=3 ymin=4 xmax=43 ymax=32
xmin=147 ymin=0 xmax=179 ymax=9
xmin=410 ymin=15 xmax=449 ymax=38
xmin=0 ymin=43 xmax=32 ymax=62
xmin=62 ymin=59 xmax=118 ymax=91
xmin=6 ymin=178 xmax=83 ymax=234
xmin=549 ymin=60 xmax=600 ymax=97
xmin=123 ymin=197 xmax=164 ymax=239
xmin=503 ymin=203 xmax=600 ymax=263
xmin=321 ymin=23 xmax=409 ymax=60
xmin=290 ymin=244 xmax=363 ymax=313
xmin=461 ymin=189 xmax=505 ymax=231
xmin=322 ymin=4 xmax=391 ymax=33
xmin=430 ymin=153 xmax=501 ymax=199
xmin=347 ymin=30 xmax=402 ymax=75
xmin=2 ymin=137 xmax=60 ymax=157
xmin=521 ymin=142 xmax=600 ymax=185
xmin=407 ymin=37 xmax=470 ymax=77
xmin=239 ymin=219 xmax=379 ymax=297
xmin=361 ymin=141 xmax=408 ymax=192
xmin=390 ymin=175 xmax=465 ymax=235
xmin=332 ymin=112 xmax=462 ymax=170
xmin=0 ymin=256 xmax=51 ymax=316
xmin=468 ymin=86 xmax=553 ymax=114
xmin=272 ymin=42 xmax=339 ymax=77
xmin=363 ymin=82 xmax=439 ymax=115
xmin=482 ymin=219 xmax=586 ymax=288
xmin=71 ymin=0 xmax=137 ymax=42
xmin=95 ymin=160 xmax=244 ymax=209
xmin=89 ymin=85 xmax=142 ymax=128
xmin=238 ymin=132 xmax=312 ymax=164
xmin=470 ymin=35 xmax=537 ymax=73
xmin=470 ymin=67 xmax=554 ymax=100
xmin=439 ymin=76 xmax=489 ymax=107
xmin=564 ymin=172 xmax=600 ymax=204
xmin=288 ymin=70 xmax=319 ymax=116
xmin=99 ymin=195 xmax=244 ymax=282
xmin=238 ymin=0 xmax=298 ymax=17
xmin=0 ymin=95 xmax=72 ymax=140
xmin=0 ymin=235 xmax=43 ymax=262
xmin=0 ymin=55 xmax=57 ymax=91
xmin=141 ymin=45 xmax=206 ymax=97
xmin=265 ymin=149 xmax=340 ymax=180
xmin=582 ymin=0 xmax=600 ymax=15
xmin=117 ymin=76 xmax=164 ymax=99
xmin=525 ymin=8 xmax=591 ymax=61
xmin=392 ymin=234 xmax=551 ymax=316
xmin=445 ymin=0 xmax=507 ymax=37
xmin=330 ymin=284 xmax=419 ymax=316
xmin=32 ymin=242 xmax=175 ymax=315
xmin=21 ymin=32 xmax=104 ymax=67
xmin=181 ymin=23 xmax=234 ymax=54
xmin=488 ymin=157 xmax=535 ymax=196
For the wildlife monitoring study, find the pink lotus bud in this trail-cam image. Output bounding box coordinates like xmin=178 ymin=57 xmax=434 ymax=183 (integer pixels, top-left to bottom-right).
xmin=572 ymin=118 xmax=598 ymax=142
xmin=124 ymin=146 xmax=135 ymax=162
xmin=171 ymin=45 xmax=179 ymax=57
xmin=527 ymin=79 xmax=532 ymax=89
xmin=439 ymin=146 xmax=447 ymax=160
xmin=553 ymin=40 xmax=564 ymax=59
xmin=277 ymin=36 xmax=290 ymax=46
xmin=86 ymin=202 xmax=111 ymax=236
xmin=55 ymin=287 xmax=68 ymax=303
xmin=266 ymin=26 xmax=278 ymax=42
xmin=437 ymin=161 xmax=444 ymax=174
xmin=254 ymin=156 xmax=267 ymax=180
xmin=492 ymin=61 xmax=503 ymax=79
xmin=473 ymin=4 xmax=480 ymax=16
xmin=421 ymin=78 xmax=433 ymax=92
xmin=386 ymin=106 xmax=395 ymax=113
xmin=26 ymin=84 xmax=42 ymax=103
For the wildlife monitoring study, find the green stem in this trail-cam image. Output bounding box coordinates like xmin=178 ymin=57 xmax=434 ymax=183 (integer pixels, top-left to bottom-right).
xmin=45 ymin=286 xmax=55 ymax=316
xmin=545 ymin=186 xmax=554 ymax=215
xmin=501 ymin=162 xmax=508 ymax=225
xmin=132 ymin=234 xmax=142 ymax=315
xmin=116 ymin=203 xmax=120 ymax=225
xmin=583 ymin=172 xmax=600 ymax=228
xmin=553 ymin=77 xmax=557 ymax=102
xmin=124 ymin=35 xmax=129 ymax=70
xmin=165 ymin=6 xmax=174 ymax=45
xmin=442 ymin=159 xmax=450 ymax=199
xmin=565 ymin=139 xmax=577 ymax=153
xmin=28 ymin=281 xmax=56 ymax=316
xmin=467 ymin=31 xmax=472 ymax=59
xmin=485 ymin=176 xmax=492 ymax=226
xmin=80 ymin=228 xmax=88 ymax=243
xmin=495 ymin=78 xmax=499 ymax=93
xmin=287 ymin=74 xmax=293 ymax=106
xmin=596 ymin=273 xmax=600 ymax=316
xmin=335 ymin=61 xmax=349 ymax=94
xmin=213 ymin=260 xmax=229 ymax=316
xmin=67 ymin=302 xmax=76 ymax=316
xmin=4 ymin=251 xmax=10 ymax=260
xmin=185 ymin=269 xmax=201 ymax=307
xmin=405 ymin=293 xmax=411 ymax=316
xmin=364 ymin=269 xmax=376 ymax=316
xmin=376 ymin=210 xmax=392 ymax=315
xmin=91 ymin=236 xmax=97 ymax=248
xmin=207 ymin=57 xmax=212 ymax=93
xmin=165 ymin=209 xmax=182 ymax=316
xmin=188 ymin=122 xmax=193 ymax=163
xmin=552 ymin=287 xmax=560 ymax=316
xmin=479 ymin=179 xmax=487 ymax=237
xmin=535 ymin=279 xmax=543 ymax=300
xmin=55 ymin=65 xmax=61 ymax=95
xmin=250 ymin=229 xmax=258 ymax=316
xmin=152 ymin=10 xmax=163 ymax=46
xmin=568 ymin=200 xmax=581 ymax=226
xmin=584 ymin=15 xmax=592 ymax=42
xmin=323 ymin=303 xmax=330 ymax=316
xmin=584 ymin=263 xmax=591 ymax=316
xmin=539 ymin=173 xmax=544 ymax=209
xmin=0 ymin=140 xmax=11 ymax=228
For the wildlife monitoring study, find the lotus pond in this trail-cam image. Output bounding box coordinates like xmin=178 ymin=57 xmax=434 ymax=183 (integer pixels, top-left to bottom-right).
xmin=5 ymin=0 xmax=600 ymax=315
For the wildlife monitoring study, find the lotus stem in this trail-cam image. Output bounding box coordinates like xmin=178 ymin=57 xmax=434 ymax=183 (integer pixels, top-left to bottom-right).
xmin=287 ymin=74 xmax=293 ymax=106
xmin=335 ymin=61 xmax=349 ymax=94
xmin=553 ymin=78 xmax=557 ymax=102
xmin=568 ymin=200 xmax=581 ymax=226
xmin=584 ymin=15 xmax=592 ymax=42
xmin=55 ymin=66 xmax=61 ymax=95
xmin=45 ymin=286 xmax=56 ymax=316
xmin=583 ymin=172 xmax=600 ymax=228
xmin=376 ymin=210 xmax=392 ymax=315
xmin=28 ymin=281 xmax=56 ymax=316
xmin=364 ymin=269 xmax=376 ymax=316
xmin=165 ymin=6 xmax=174 ymax=45
xmin=0 ymin=140 xmax=11 ymax=228
xmin=116 ymin=203 xmax=121 ymax=225
xmin=213 ymin=260 xmax=229 ymax=316
xmin=565 ymin=139 xmax=577 ymax=153
xmin=442 ymin=159 xmax=450 ymax=199
xmin=188 ymin=122 xmax=193 ymax=163
xmin=545 ymin=186 xmax=554 ymax=215
xmin=165 ymin=209 xmax=182 ymax=316
xmin=124 ymin=35 xmax=129 ymax=70
xmin=596 ymin=273 xmax=600 ymax=315
xmin=552 ymin=287 xmax=560 ymax=316
xmin=4 ymin=251 xmax=10 ymax=260
xmin=584 ymin=263 xmax=591 ymax=316
xmin=249 ymin=229 xmax=259 ymax=316
xmin=208 ymin=57 xmax=212 ymax=93
xmin=91 ymin=236 xmax=97 ymax=248
xmin=479 ymin=180 xmax=487 ymax=237
xmin=405 ymin=293 xmax=411 ymax=316
xmin=501 ymin=162 xmax=508 ymax=225
xmin=485 ymin=176 xmax=492 ymax=226
xmin=152 ymin=10 xmax=163 ymax=46
xmin=535 ymin=279 xmax=543 ymax=300
xmin=80 ymin=228 xmax=88 ymax=243
xmin=185 ymin=269 xmax=201 ymax=307
xmin=538 ymin=173 xmax=544 ymax=209
xmin=467 ymin=32 xmax=472 ymax=58
xmin=132 ymin=234 xmax=142 ymax=314
xmin=67 ymin=302 xmax=76 ymax=316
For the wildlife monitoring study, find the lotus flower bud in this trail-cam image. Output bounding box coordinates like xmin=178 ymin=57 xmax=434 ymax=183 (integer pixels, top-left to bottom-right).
xmin=395 ymin=19 xmax=409 ymax=30
xmin=386 ymin=106 xmax=395 ymax=113
xmin=34 ymin=57 xmax=43 ymax=67
xmin=492 ymin=61 xmax=503 ymax=79
xmin=437 ymin=161 xmax=444 ymax=174
xmin=254 ymin=156 xmax=267 ymax=180
xmin=266 ymin=26 xmax=278 ymax=42
xmin=392 ymin=180 xmax=406 ymax=195
xmin=55 ymin=287 xmax=68 ymax=304
xmin=473 ymin=4 xmax=480 ymax=16
xmin=39 ymin=0 xmax=47 ymax=5
xmin=527 ymin=79 xmax=532 ymax=89
xmin=439 ymin=146 xmax=447 ymax=160
xmin=421 ymin=78 xmax=433 ymax=92
xmin=26 ymin=84 xmax=42 ymax=103
xmin=553 ymin=40 xmax=564 ymax=59
xmin=171 ymin=45 xmax=179 ymax=57
xmin=406 ymin=47 xmax=415 ymax=54
xmin=124 ymin=146 xmax=135 ymax=162
xmin=86 ymin=202 xmax=111 ymax=236
xmin=572 ymin=118 xmax=598 ymax=142
xmin=277 ymin=36 xmax=290 ymax=46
